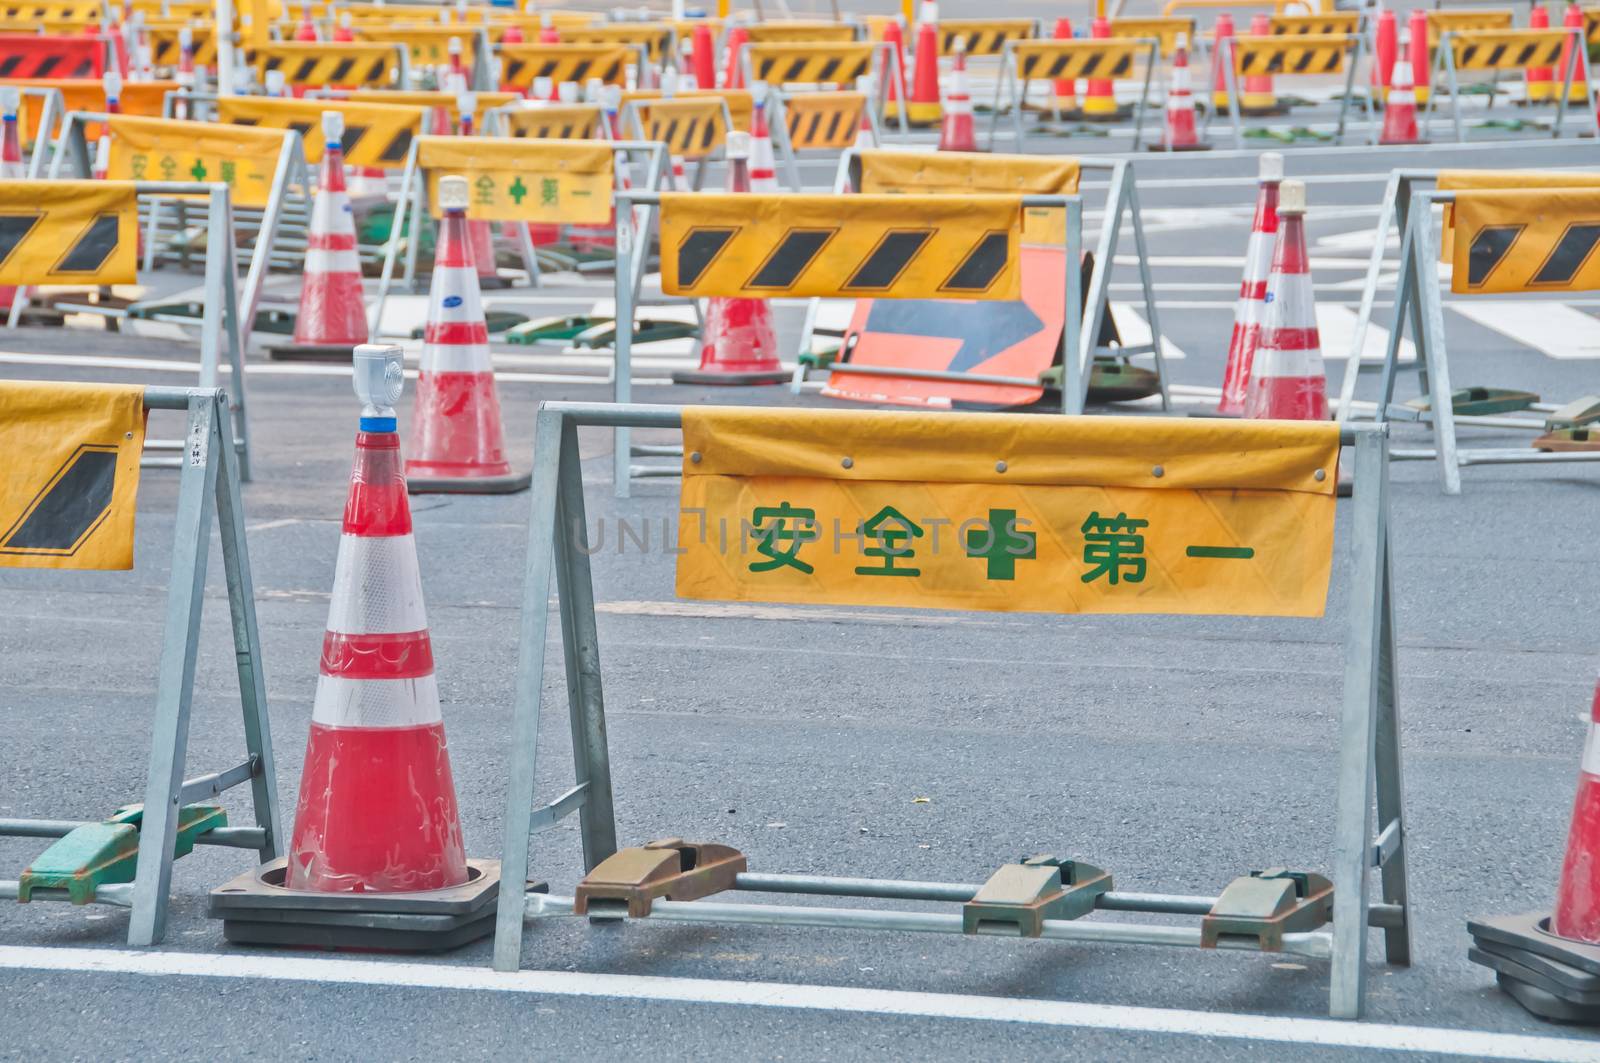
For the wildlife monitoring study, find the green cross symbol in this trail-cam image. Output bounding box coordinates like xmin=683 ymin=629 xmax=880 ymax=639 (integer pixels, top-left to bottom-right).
xmin=508 ymin=176 xmax=527 ymax=204
xmin=965 ymin=508 xmax=1036 ymax=581
xmin=189 ymin=158 xmax=207 ymax=181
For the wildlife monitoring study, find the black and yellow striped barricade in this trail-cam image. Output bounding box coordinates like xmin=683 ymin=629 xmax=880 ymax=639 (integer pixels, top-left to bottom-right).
xmin=561 ymin=22 xmax=677 ymax=65
xmin=1212 ymin=31 xmax=1370 ymax=148
xmin=1424 ymin=8 xmax=1514 ymax=48
xmin=1339 ymin=168 xmax=1600 ymax=494
xmin=207 ymin=93 xmax=427 ymax=167
xmin=623 ymin=94 xmax=737 ymax=189
xmin=496 ymin=42 xmax=643 ymax=92
xmin=936 ymin=18 xmax=1038 ymax=57
xmin=330 ymin=88 xmax=520 ymax=131
xmin=768 ymin=87 xmax=876 ymax=182
xmin=493 ymin=399 xmax=1406 ymax=1024
xmin=1430 ymin=28 xmax=1596 ymax=142
xmin=351 ymin=25 xmax=493 ymax=91
xmin=990 ymin=37 xmax=1161 ymax=150
xmin=791 ymin=149 xmax=1166 ymax=417
xmin=1108 ymin=16 xmax=1197 ymax=58
xmin=740 ymin=35 xmax=911 ymax=139
xmin=741 ymin=19 xmax=858 ymax=44
xmin=144 ymin=20 xmax=219 ymax=70
xmin=622 ymin=86 xmax=754 ymax=132
xmin=1267 ymin=11 xmax=1361 ymax=36
xmin=0 ymin=381 xmax=282 ymax=947
xmin=0 ymin=0 xmax=104 ymax=22
xmin=482 ymin=100 xmax=607 ymax=140
xmin=245 ymin=40 xmax=410 ymax=91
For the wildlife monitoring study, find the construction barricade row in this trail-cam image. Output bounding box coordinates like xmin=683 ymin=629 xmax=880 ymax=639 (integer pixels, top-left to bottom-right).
xmin=496 ymin=42 xmax=642 ymax=92
xmin=485 ymin=100 xmax=606 ymax=140
xmin=245 ymin=41 xmax=410 ymax=92
xmin=1428 ymin=27 xmax=1597 ymax=141
xmin=989 ymin=38 xmax=1161 ymax=150
xmin=1210 ymin=30 xmax=1371 ymax=147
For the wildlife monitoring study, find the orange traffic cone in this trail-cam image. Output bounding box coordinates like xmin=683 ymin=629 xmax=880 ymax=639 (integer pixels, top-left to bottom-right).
xmin=1218 ymin=151 xmax=1281 ymax=415
xmin=938 ymin=38 xmax=978 ymax=151
xmin=1051 ymin=17 xmax=1077 ymax=116
xmin=671 ymin=132 xmax=788 ymax=386
xmin=406 ymin=175 xmax=528 ymax=493
xmin=1528 ymin=4 xmax=1555 ymax=103
xmin=749 ymin=80 xmax=781 ymax=190
xmin=723 ymin=24 xmax=748 ymax=89
xmin=270 ymin=112 xmax=369 ymax=362
xmin=1243 ymin=180 xmax=1327 ymax=421
xmin=1242 ymin=14 xmax=1283 ymax=116
xmin=906 ymin=1 xmax=942 ymax=126
xmin=882 ymin=19 xmax=909 ymax=122
xmin=284 ymin=346 xmax=470 ymax=893
xmin=691 ymin=21 xmax=716 ymax=90
xmin=1379 ymin=59 xmax=1422 ymax=145
xmin=1156 ymin=32 xmax=1207 ymax=151
xmin=1408 ymin=8 xmax=1431 ymax=105
xmin=1373 ymin=7 xmax=1397 ymax=102
xmin=1211 ymin=12 xmax=1235 ymax=113
xmin=1554 ymin=678 xmax=1600 ymax=941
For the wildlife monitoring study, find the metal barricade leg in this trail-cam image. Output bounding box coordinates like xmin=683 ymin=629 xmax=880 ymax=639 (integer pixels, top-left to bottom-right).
xmin=1409 ymin=202 xmax=1462 ymax=495
xmin=1373 ymin=546 xmax=1412 ymax=966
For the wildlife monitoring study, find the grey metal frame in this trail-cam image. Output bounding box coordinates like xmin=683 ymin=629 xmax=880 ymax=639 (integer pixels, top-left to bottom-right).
xmin=0 ymin=386 xmax=281 ymax=946
xmin=767 ymin=86 xmax=878 ymax=192
xmin=1426 ymin=27 xmax=1598 ymax=143
xmin=1206 ymin=33 xmax=1371 ymax=150
xmin=742 ymin=41 xmax=911 ymax=141
xmin=787 ymin=151 xmax=1169 ymax=423
xmin=986 ymin=37 xmax=1160 ymax=151
xmin=16 ymin=86 xmax=62 ymax=179
xmin=491 ymin=401 xmax=1408 ymax=1021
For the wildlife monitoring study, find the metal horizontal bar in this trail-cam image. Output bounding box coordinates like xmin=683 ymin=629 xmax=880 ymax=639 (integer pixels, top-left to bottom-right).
xmin=0 ymin=818 xmax=92 ymax=839
xmin=733 ymin=874 xmax=1221 ymax=915
xmin=1392 ymin=447 xmax=1600 ymax=464
xmin=1372 ymin=818 xmax=1402 ymax=868
xmin=177 ymin=756 xmax=258 ymax=806
xmin=822 ymin=362 xmax=1041 ymax=389
xmin=528 ymin=782 xmax=588 ymax=835
xmin=630 ymin=444 xmax=685 ymax=457
xmin=196 ymin=827 xmax=268 ymax=849
xmin=628 ymin=465 xmax=681 ymax=479
xmin=143 ymin=386 xmax=216 ymax=411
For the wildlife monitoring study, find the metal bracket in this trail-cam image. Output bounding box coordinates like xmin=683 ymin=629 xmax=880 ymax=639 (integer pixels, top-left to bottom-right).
xmin=1201 ymin=868 xmax=1334 ymax=951
xmin=573 ymin=838 xmax=746 ymax=919
xmin=962 ymin=855 xmax=1112 ymax=938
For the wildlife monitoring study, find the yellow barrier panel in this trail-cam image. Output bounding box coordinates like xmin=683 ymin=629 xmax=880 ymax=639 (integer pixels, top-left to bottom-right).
xmin=1451 ymin=188 xmax=1600 ymax=293
xmin=1447 ymin=28 xmax=1570 ymax=70
xmin=3 ymin=78 xmax=174 ymax=148
xmin=743 ymin=20 xmax=856 ymax=43
xmin=1268 ymin=12 xmax=1360 ymax=35
xmin=0 ymin=380 xmax=145 ymax=571
xmin=215 ymin=96 xmax=421 ymax=169
xmin=781 ymin=90 xmax=868 ymax=150
xmin=1426 ymin=9 xmax=1514 ymax=48
xmin=1436 ymin=169 xmax=1600 ymax=261
xmin=634 ymin=95 xmax=728 ymax=158
xmin=1108 ymin=17 xmax=1196 ymax=57
xmin=146 ymin=21 xmax=219 ymax=67
xmin=354 ymin=26 xmax=484 ymax=67
xmin=937 ymin=18 xmax=1036 ymax=57
xmin=562 ymin=23 xmax=674 ymax=62
xmin=0 ymin=0 xmax=100 ymax=21
xmin=497 ymin=43 xmax=634 ymax=89
xmin=1231 ymin=32 xmax=1352 ymax=74
xmin=246 ymin=42 xmax=402 ymax=89
xmin=661 ymin=192 xmax=1022 ymax=300
xmin=416 ymin=135 xmax=612 ymax=224
xmin=495 ymin=102 xmax=604 ymax=139
xmin=1012 ymin=39 xmax=1145 ymax=82
xmin=675 ymin=409 xmax=1339 ymax=617
xmin=623 ymin=87 xmax=752 ymax=130
xmin=0 ymin=179 xmax=136 ymax=287
xmin=105 ymin=115 xmax=285 ymax=208
xmin=854 ymin=150 xmax=1079 ymax=245
xmin=746 ymin=41 xmax=875 ymax=84
xmin=346 ymin=88 xmax=519 ymax=120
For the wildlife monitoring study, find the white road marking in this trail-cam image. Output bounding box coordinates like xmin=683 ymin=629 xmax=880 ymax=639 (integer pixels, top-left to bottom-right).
xmin=1114 ymin=255 xmax=1375 ymax=271
xmin=1108 ymin=303 xmax=1186 ymax=361
xmin=0 ymin=946 xmax=1591 ymax=1061
xmin=1450 ymin=302 xmax=1600 ymax=359
xmin=1316 ymin=304 xmax=1416 ymax=363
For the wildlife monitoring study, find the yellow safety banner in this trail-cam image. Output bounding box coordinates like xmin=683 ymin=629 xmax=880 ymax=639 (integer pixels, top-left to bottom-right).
xmin=661 ymin=192 xmax=1022 ymax=300
xmin=854 ymin=149 xmax=1079 ymax=246
xmin=105 ymin=115 xmax=284 ymax=209
xmin=354 ymin=26 xmax=484 ymax=66
xmin=4 ymin=78 xmax=174 ymax=148
xmin=1437 ymin=169 xmax=1600 ymax=261
xmin=495 ymin=102 xmax=604 ymax=140
xmin=562 ymin=23 xmax=675 ymax=62
xmin=744 ymin=20 xmax=857 ymax=43
xmin=497 ymin=43 xmax=634 ymax=89
xmin=1268 ymin=13 xmax=1360 ymax=35
xmin=1450 ymin=188 xmax=1600 ymax=294
xmin=0 ymin=380 xmax=144 ymax=571
xmin=0 ymin=0 xmax=99 ymax=20
xmin=1447 ymin=28 xmax=1570 ymax=70
xmin=747 ymin=42 xmax=876 ymax=84
xmin=1108 ymin=16 xmax=1195 ymax=57
xmin=145 ymin=21 xmax=219 ymax=67
xmin=247 ymin=42 xmax=401 ymax=89
xmin=0 ymin=179 xmax=136 ymax=285
xmin=1231 ymin=33 xmax=1352 ymax=75
xmin=416 ymin=135 xmax=612 ymax=224
xmin=1013 ymin=39 xmax=1146 ymax=83
xmin=937 ymin=18 xmax=1036 ymax=57
xmin=633 ymin=96 xmax=728 ymax=158
xmin=1427 ymin=9 xmax=1514 ymax=48
xmin=675 ymin=408 xmax=1339 ymax=617
xmin=215 ymin=96 xmax=422 ymax=169
xmin=623 ymin=87 xmax=752 ymax=130
xmin=781 ymin=90 xmax=868 ymax=151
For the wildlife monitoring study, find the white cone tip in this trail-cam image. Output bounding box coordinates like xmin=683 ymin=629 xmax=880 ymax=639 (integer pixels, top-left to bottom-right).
xmin=751 ymin=79 xmax=769 ymax=103
xmin=558 ymin=81 xmax=579 ymax=102
xmin=265 ymin=69 xmax=286 ymax=94
xmin=602 ymin=84 xmax=622 ymax=109
xmin=0 ymin=87 xmax=17 ymax=116
xmin=1390 ymin=60 xmax=1414 ymax=88
xmin=179 ymin=24 xmax=192 ymax=45
xmin=353 ymin=344 xmax=406 ymax=411
xmin=1259 ymin=151 xmax=1283 ymax=182
xmin=322 ymin=110 xmax=344 ymax=140
xmin=533 ymin=76 xmax=553 ymax=97
xmin=1175 ymin=31 xmax=1188 ymax=52
xmin=1279 ymin=179 xmax=1307 ymax=214
xmin=726 ymin=130 xmax=751 ymax=160
xmin=448 ymin=35 xmax=462 ymax=55
xmin=102 ymin=70 xmax=121 ymax=97
xmin=93 ymin=135 xmax=110 ymax=168
xmin=438 ymin=173 xmax=469 ymax=210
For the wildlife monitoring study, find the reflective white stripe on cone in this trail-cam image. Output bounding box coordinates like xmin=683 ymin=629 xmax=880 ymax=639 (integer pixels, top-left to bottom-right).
xmin=1244 ymin=180 xmax=1328 ymax=421
xmin=937 ymin=40 xmax=977 ymax=152
xmin=1157 ymin=33 xmax=1208 ymax=151
xmin=1380 ymin=59 xmax=1422 ymax=146
xmin=1218 ymin=151 xmax=1281 ymax=415
xmin=279 ymin=112 xmax=369 ymax=360
xmin=1555 ymin=675 xmax=1600 ymax=942
xmin=750 ymin=81 xmax=781 ymax=191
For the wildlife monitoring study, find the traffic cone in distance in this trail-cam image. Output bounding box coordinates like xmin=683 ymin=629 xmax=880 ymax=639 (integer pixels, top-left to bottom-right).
xmin=271 ymin=112 xmax=369 ymax=362
xmin=906 ymin=2 xmax=942 ymax=126
xmin=1242 ymin=14 xmax=1282 ymax=116
xmin=1562 ymin=2 xmax=1587 ymax=103
xmin=103 ymin=69 xmax=121 ymax=114
xmin=1156 ymin=32 xmax=1207 ymax=151
xmin=1218 ymin=151 xmax=1280 ymax=415
xmin=938 ymin=38 xmax=978 ymax=151
xmin=1211 ymin=12 xmax=1235 ymax=113
xmin=1407 ymin=8 xmax=1431 ymax=105
xmin=1051 ymin=17 xmax=1077 ymax=116
xmin=295 ymin=2 xmax=317 ymax=42
xmin=284 ymin=344 xmax=470 ymax=894
xmin=500 ymin=18 xmax=523 ymax=45
xmin=671 ymin=131 xmax=788 ymax=387
xmin=1082 ymin=14 xmax=1121 ymax=119
xmin=882 ymin=19 xmax=909 ymax=122
xmin=749 ymin=81 xmax=781 ymax=190
xmin=1380 ymin=60 xmax=1422 ymax=145
xmin=691 ymin=21 xmax=716 ymax=90
xmin=333 ymin=11 xmax=354 ymax=42
xmin=406 ymin=175 xmax=528 ymax=493
xmin=1527 ymin=4 xmax=1555 ymax=104
xmin=538 ymin=13 xmax=559 ymax=43
xmin=723 ymin=24 xmax=748 ymax=89
xmin=1243 ymin=179 xmax=1328 ymax=421
xmin=1373 ymin=7 xmax=1397 ymax=102
xmin=1554 ymin=676 xmax=1600 ymax=942
xmin=455 ymin=91 xmax=502 ymax=290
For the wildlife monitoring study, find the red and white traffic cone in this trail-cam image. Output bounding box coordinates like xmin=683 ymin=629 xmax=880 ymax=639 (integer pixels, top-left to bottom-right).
xmin=1562 ymin=1 xmax=1588 ymax=103
xmin=448 ymin=34 xmax=465 ymax=83
xmin=749 ymin=80 xmax=780 ymax=190
xmin=882 ymin=18 xmax=909 ymax=123
xmin=284 ymin=345 xmax=470 ymax=893
xmin=1157 ymin=32 xmax=1207 ymax=151
xmin=264 ymin=69 xmax=287 ymax=97
xmin=271 ymin=112 xmax=369 ymax=362
xmin=723 ymin=23 xmax=748 ymax=90
xmin=499 ymin=18 xmax=523 ymax=46
xmin=1373 ymin=6 xmax=1397 ymax=102
xmin=1243 ymin=179 xmax=1328 ymax=421
xmin=938 ymin=38 xmax=978 ymax=151
xmin=906 ymin=0 xmax=942 ymax=126
xmin=1407 ymin=8 xmax=1431 ymax=106
xmin=294 ymin=2 xmax=317 ymax=42
xmin=172 ymin=25 xmax=195 ymax=118
xmin=691 ymin=21 xmax=716 ymax=90
xmin=1051 ymin=16 xmax=1077 ymax=116
xmin=1242 ymin=13 xmax=1282 ymax=116
xmin=1218 ymin=151 xmax=1281 ymax=416
xmin=538 ymin=12 xmax=558 ymax=44
xmin=1527 ymin=4 xmax=1555 ymax=103
xmin=1082 ymin=11 xmax=1124 ymax=120
xmin=854 ymin=73 xmax=878 ymax=150
xmin=333 ymin=11 xmax=354 ymax=42
xmin=1554 ymin=676 xmax=1600 ymax=942
xmin=1211 ymin=11 xmax=1235 ymax=114
xmin=1380 ymin=59 xmax=1422 ymax=145
xmin=406 ymin=175 xmax=527 ymax=493
xmin=455 ymin=91 xmax=502 ymax=290
xmin=671 ymin=132 xmax=788 ymax=387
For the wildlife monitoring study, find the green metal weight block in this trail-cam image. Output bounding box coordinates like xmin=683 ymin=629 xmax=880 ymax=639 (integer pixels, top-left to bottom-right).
xmin=506 ymin=315 xmax=604 ymax=345
xmin=962 ymin=854 xmax=1112 ymax=937
xmin=572 ymin=319 xmax=699 ymax=349
xmin=17 ymin=804 xmax=226 ymax=905
xmin=1406 ymin=386 xmax=1539 ymax=417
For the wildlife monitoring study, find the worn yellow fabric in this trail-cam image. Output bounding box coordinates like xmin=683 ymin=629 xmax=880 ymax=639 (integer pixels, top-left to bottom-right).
xmin=660 ymin=193 xmax=1023 ymax=300
xmin=1450 ymin=188 xmax=1600 ymax=294
xmin=0 ymin=381 xmax=145 ymax=570
xmin=780 ymin=92 xmax=868 ymax=151
xmin=632 ymin=97 xmax=729 ymax=159
xmin=855 ymin=150 xmax=1080 ymax=246
xmin=675 ymin=408 xmax=1339 ymax=618
xmin=0 ymin=179 xmax=138 ymax=285
xmin=1438 ymin=170 xmax=1600 ymax=262
xmin=745 ymin=42 xmax=875 ymax=85
xmin=623 ymin=88 xmax=752 ymax=130
xmin=106 ymin=115 xmax=285 ymax=208
xmin=417 ymin=136 xmax=613 ymax=223
xmin=216 ymin=96 xmax=423 ymax=169
xmin=495 ymin=103 xmax=606 ymax=141
xmin=1447 ymin=28 xmax=1568 ymax=70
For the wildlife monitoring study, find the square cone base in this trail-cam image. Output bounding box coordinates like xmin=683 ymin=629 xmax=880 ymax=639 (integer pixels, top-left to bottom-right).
xmin=671 ymin=368 xmax=793 ymax=386
xmin=406 ymin=469 xmax=533 ymax=495
xmin=1075 ymin=102 xmax=1135 ymax=123
xmin=265 ymin=342 xmax=361 ymax=363
xmin=209 ymin=856 xmax=513 ymax=952
xmin=1147 ymin=142 xmax=1213 ymax=152
xmin=1468 ymin=911 xmax=1600 ymax=1023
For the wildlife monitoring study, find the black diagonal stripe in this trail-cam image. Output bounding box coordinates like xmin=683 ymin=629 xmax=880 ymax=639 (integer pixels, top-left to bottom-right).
xmin=33 ymin=55 xmax=60 ymax=77
xmin=329 ymin=57 xmax=356 ymax=83
xmin=0 ymin=445 xmax=118 ymax=556
xmin=379 ymin=129 xmax=411 ymax=162
xmin=699 ymin=117 xmax=716 ymax=150
xmin=1459 ymin=45 xmax=1478 ymax=66
xmin=1484 ymin=44 xmax=1506 ymax=67
xmin=506 ymin=58 xmax=525 ymax=81
xmin=823 ymin=108 xmax=843 ymax=144
xmin=233 ymin=117 xmax=261 ymax=126
xmin=1532 ymin=222 xmax=1600 ymax=285
xmin=1293 ymin=50 xmax=1314 ymax=72
xmin=570 ymin=59 xmax=593 ymax=82
xmin=845 ymin=58 xmax=869 ymax=80
xmin=659 ymin=117 xmax=680 ymax=148
xmin=600 ymin=60 xmax=620 ymax=82
xmin=817 ymin=56 xmax=841 ymax=81
xmin=1043 ymin=55 xmax=1069 ymax=79
xmin=0 ymin=212 xmax=42 ymax=270
xmin=941 ymin=31 xmax=955 ymax=51
xmin=287 ymin=119 xmax=312 ymax=138
xmin=291 ymin=58 xmax=317 ymax=83
xmin=153 ymin=40 xmax=173 ymax=62
xmin=537 ymin=60 xmax=558 ymax=77
xmin=676 ymin=227 xmax=737 ymax=287
xmin=1080 ymin=54 xmax=1102 ymax=77
xmin=365 ymin=59 xmax=387 ymax=83
xmin=70 ymin=57 xmax=93 ymax=77
xmin=748 ymin=228 xmax=835 ymax=288
xmin=942 ymin=230 xmax=1011 ymax=293
xmin=340 ymin=124 xmax=368 ymax=154
xmin=966 ymin=32 xmax=983 ymax=53
xmin=1321 ymin=49 xmax=1341 ymax=72
xmin=1511 ymin=43 xmax=1536 ymax=66
xmin=785 ymin=57 xmax=808 ymax=81
xmin=845 ymin=229 xmax=932 ymax=290
xmin=788 ymin=111 xmax=801 ymax=137
xmin=757 ymin=57 xmax=776 ymax=79
xmin=55 ymin=212 xmax=120 ymax=273
xmin=263 ymin=55 xmax=281 ymax=71
xmin=1111 ymin=53 xmax=1132 ymax=76
xmin=1466 ymin=224 xmax=1523 ymax=287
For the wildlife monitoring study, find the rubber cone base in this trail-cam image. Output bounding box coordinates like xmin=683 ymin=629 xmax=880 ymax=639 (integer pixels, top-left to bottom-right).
xmin=904 ymin=102 xmax=942 ymax=126
xmin=1148 ymin=142 xmax=1213 ymax=152
xmin=406 ymin=468 xmax=533 ymax=495
xmin=1076 ymin=102 xmax=1134 ymax=123
xmin=1468 ymin=910 xmax=1600 ymax=1023
xmin=265 ymin=342 xmax=360 ymax=363
xmin=671 ymin=367 xmax=792 ymax=386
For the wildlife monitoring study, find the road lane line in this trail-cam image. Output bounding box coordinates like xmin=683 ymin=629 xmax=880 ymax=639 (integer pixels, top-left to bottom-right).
xmin=1450 ymin=302 xmax=1600 ymax=360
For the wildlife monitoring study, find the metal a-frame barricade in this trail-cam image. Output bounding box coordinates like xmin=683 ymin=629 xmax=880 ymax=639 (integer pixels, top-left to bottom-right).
xmin=988 ymin=36 xmax=1161 ymax=151
xmin=0 ymin=385 xmax=281 ymax=946
xmin=15 ymin=85 xmax=64 ymax=177
xmin=788 ymin=150 xmax=1169 ymax=420
xmin=766 ymin=86 xmax=878 ymax=191
xmin=490 ymin=401 xmax=1409 ymax=1021
xmin=351 ymin=25 xmax=495 ymax=92
xmin=741 ymin=40 xmax=909 ymax=140
xmin=1209 ymin=31 xmax=1372 ymax=149
xmin=1426 ymin=27 xmax=1598 ymax=142
xmin=1339 ymin=170 xmax=1600 ymax=494
xmin=621 ymin=93 xmax=737 ymax=192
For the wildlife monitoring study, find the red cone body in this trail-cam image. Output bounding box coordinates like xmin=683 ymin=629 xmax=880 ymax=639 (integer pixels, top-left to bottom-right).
xmin=456 ymin=103 xmax=499 ymax=287
xmin=1211 ymin=12 xmax=1235 ymax=111
xmin=1527 ymin=5 xmax=1554 ymax=103
xmin=1373 ymin=8 xmax=1397 ymax=99
xmin=937 ymin=41 xmax=977 ymax=151
xmin=333 ymin=13 xmax=354 ymax=42
xmin=1380 ymin=59 xmax=1421 ymax=145
xmin=723 ymin=24 xmax=748 ymax=89
xmin=295 ymin=3 xmax=318 ymax=41
xmin=1243 ymin=180 xmax=1327 ymax=421
xmin=691 ymin=23 xmax=716 ymax=90
xmin=749 ymin=83 xmax=780 ymax=189
xmin=1084 ymin=16 xmax=1118 ymax=117
xmin=293 ymin=116 xmax=369 ymax=348
xmin=1562 ymin=2 xmax=1587 ymax=102
xmin=1554 ymin=678 xmax=1600 ymax=942
xmin=286 ymin=418 xmax=468 ymax=893
xmin=883 ymin=20 xmax=909 ymax=115
xmin=1409 ymin=8 xmax=1431 ymax=104
xmin=538 ymin=15 xmax=559 ymax=43
xmin=1159 ymin=33 xmax=1203 ymax=149
xmin=1051 ymin=17 xmax=1077 ymax=112
xmin=907 ymin=8 xmax=941 ymax=125
xmin=1243 ymin=14 xmax=1276 ymax=113
xmin=1218 ymin=152 xmax=1280 ymax=414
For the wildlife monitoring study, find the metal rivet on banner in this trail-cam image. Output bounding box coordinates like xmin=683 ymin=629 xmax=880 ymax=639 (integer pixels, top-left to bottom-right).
xmin=689 ymin=452 xmax=702 ymax=464
xmin=995 ymin=460 xmax=1008 ymax=473
xmin=841 ymin=456 xmax=854 ymax=469
xmin=1313 ymin=468 xmax=1326 ymax=482
xmin=125 ymin=432 xmax=133 ymax=439
xmin=1151 ymin=465 xmax=1164 ymax=478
